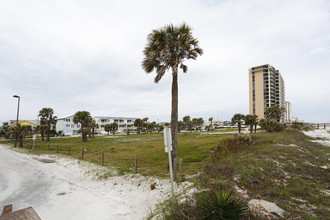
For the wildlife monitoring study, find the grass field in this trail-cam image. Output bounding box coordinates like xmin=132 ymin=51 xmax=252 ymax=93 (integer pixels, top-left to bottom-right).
xmin=1 ymin=129 xmax=329 ymax=218
xmin=1 ymin=131 xmax=233 ymax=177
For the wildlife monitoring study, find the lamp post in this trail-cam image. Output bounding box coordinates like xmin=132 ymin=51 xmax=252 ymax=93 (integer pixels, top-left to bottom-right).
xmin=13 ymin=95 xmax=20 ymax=148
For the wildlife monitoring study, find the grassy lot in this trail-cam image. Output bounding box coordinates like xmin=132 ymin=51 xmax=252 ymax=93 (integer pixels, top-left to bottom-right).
xmin=1 ymin=131 xmax=233 ymax=177
xmin=1 ymin=129 xmax=329 ymax=218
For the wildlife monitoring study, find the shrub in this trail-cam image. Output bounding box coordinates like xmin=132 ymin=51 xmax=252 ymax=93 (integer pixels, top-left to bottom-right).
xmin=259 ymin=119 xmax=285 ymax=132
xmin=198 ymin=188 xmax=248 ymax=219
xmin=211 ymin=135 xmax=256 ymax=159
xmin=167 ymin=188 xmax=248 ymax=220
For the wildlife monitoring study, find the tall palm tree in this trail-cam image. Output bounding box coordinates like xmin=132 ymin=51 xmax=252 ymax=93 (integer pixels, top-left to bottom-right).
xmin=38 ymin=108 xmax=57 ymax=142
xmin=73 ymin=111 xmax=92 ymax=142
xmin=142 ymin=23 xmax=203 ymax=178
xmin=231 ymin=113 xmax=245 ymax=134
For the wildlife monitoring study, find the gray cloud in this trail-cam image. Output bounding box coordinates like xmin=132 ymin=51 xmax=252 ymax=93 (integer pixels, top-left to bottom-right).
xmin=1 ymin=0 xmax=329 ymax=123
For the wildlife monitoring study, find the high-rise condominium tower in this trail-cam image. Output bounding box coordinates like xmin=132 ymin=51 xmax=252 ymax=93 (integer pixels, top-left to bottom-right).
xmin=249 ymin=64 xmax=285 ymax=122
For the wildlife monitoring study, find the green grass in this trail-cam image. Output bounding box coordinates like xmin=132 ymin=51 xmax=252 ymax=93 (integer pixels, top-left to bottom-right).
xmin=203 ymin=130 xmax=330 ymax=219
xmin=1 ymin=132 xmax=232 ymax=177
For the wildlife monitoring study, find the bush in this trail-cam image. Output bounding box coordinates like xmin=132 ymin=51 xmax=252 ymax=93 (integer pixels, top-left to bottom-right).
xmin=169 ymin=188 xmax=248 ymax=219
xmin=259 ymin=119 xmax=285 ymax=132
xmin=198 ymin=188 xmax=248 ymax=219
xmin=211 ymin=135 xmax=256 ymax=159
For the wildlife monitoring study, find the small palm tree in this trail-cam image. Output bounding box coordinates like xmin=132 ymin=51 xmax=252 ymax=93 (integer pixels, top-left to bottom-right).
xmin=142 ymin=23 xmax=203 ymax=178
xmin=8 ymin=124 xmax=32 ymax=148
xmin=265 ymin=106 xmax=285 ymax=122
xmin=38 ymin=108 xmax=57 ymax=142
xmin=245 ymin=114 xmax=258 ymax=133
xmin=110 ymin=122 xmax=118 ymax=135
xmin=134 ymin=118 xmax=143 ymax=134
xmin=88 ymin=119 xmax=98 ymax=138
xmin=183 ymin=115 xmax=191 ymax=132
xmin=104 ymin=124 xmax=111 ymax=135
xmin=231 ymin=114 xmax=245 ymax=134
xmin=73 ymin=111 xmax=92 ymax=142
xmin=209 ymin=117 xmax=213 ymax=130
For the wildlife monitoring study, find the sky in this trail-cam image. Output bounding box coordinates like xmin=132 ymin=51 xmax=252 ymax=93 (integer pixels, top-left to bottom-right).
xmin=1 ymin=0 xmax=329 ymax=123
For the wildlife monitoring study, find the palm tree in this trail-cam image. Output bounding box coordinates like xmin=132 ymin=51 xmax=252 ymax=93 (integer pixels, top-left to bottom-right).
xmin=245 ymin=114 xmax=258 ymax=133
xmin=104 ymin=124 xmax=111 ymax=135
xmin=134 ymin=118 xmax=143 ymax=134
xmin=36 ymin=118 xmax=47 ymax=142
xmin=110 ymin=123 xmax=118 ymax=135
xmin=38 ymin=108 xmax=57 ymax=142
xmin=265 ymin=106 xmax=285 ymax=122
xmin=183 ymin=115 xmax=191 ymax=132
xmin=88 ymin=119 xmax=98 ymax=138
xmin=197 ymin=118 xmax=204 ymax=131
xmin=209 ymin=117 xmax=213 ymax=130
xmin=142 ymin=23 xmax=203 ymax=178
xmin=8 ymin=124 xmax=32 ymax=148
xmin=177 ymin=121 xmax=184 ymax=133
xmin=73 ymin=111 xmax=92 ymax=142
xmin=231 ymin=114 xmax=245 ymax=134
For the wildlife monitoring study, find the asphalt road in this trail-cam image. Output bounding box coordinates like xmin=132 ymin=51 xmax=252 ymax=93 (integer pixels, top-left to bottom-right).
xmin=0 ymin=144 xmax=111 ymax=220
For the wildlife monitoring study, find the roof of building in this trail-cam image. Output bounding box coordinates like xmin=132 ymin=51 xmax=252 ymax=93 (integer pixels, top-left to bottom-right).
xmin=57 ymin=114 xmax=74 ymax=120
xmin=95 ymin=116 xmax=136 ymax=120
xmin=10 ymin=120 xmax=38 ymax=126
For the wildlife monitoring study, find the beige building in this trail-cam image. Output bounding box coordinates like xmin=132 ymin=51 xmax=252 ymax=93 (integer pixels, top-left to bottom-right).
xmin=249 ymin=64 xmax=285 ymax=122
xmin=285 ymin=101 xmax=292 ymax=123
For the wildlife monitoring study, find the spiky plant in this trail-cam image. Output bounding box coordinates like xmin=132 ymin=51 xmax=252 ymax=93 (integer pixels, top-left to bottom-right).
xmin=199 ymin=188 xmax=248 ymax=220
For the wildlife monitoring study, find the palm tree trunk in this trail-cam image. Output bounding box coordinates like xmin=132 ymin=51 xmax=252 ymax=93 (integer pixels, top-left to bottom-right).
xmin=47 ymin=122 xmax=50 ymax=142
xmin=250 ymin=125 xmax=253 ymax=133
xmin=41 ymin=129 xmax=44 ymax=142
xmin=171 ymin=70 xmax=178 ymax=180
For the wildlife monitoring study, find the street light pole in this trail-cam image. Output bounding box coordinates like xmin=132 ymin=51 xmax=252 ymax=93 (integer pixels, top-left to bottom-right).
xmin=13 ymin=95 xmax=20 ymax=148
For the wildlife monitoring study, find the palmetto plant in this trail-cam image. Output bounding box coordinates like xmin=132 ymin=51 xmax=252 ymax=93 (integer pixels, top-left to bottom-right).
xmin=142 ymin=23 xmax=203 ymax=178
xmin=199 ymin=188 xmax=248 ymax=220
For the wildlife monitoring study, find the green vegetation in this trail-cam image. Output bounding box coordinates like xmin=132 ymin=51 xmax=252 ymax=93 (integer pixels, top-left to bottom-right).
xmin=2 ymin=129 xmax=329 ymax=218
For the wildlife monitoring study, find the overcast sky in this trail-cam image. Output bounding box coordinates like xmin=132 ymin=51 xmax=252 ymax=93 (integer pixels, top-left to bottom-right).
xmin=1 ymin=0 xmax=329 ymax=123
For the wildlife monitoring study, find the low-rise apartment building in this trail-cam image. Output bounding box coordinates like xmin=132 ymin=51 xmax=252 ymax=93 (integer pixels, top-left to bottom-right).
xmin=56 ymin=115 xmax=81 ymax=135
xmin=94 ymin=116 xmax=136 ymax=134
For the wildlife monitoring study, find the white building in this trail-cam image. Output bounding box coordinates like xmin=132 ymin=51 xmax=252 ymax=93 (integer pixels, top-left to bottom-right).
xmin=56 ymin=115 xmax=81 ymax=135
xmin=285 ymin=101 xmax=292 ymax=123
xmin=94 ymin=116 xmax=136 ymax=134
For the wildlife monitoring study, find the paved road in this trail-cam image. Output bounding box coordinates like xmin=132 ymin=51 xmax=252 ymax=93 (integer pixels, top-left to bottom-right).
xmin=0 ymin=144 xmax=111 ymax=220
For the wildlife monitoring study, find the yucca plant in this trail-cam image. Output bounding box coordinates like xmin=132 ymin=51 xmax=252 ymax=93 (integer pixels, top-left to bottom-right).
xmin=198 ymin=188 xmax=248 ymax=220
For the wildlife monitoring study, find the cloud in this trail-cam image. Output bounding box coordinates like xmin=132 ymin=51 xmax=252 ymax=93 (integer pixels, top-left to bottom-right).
xmin=0 ymin=0 xmax=330 ymax=123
